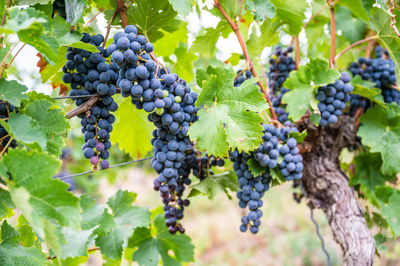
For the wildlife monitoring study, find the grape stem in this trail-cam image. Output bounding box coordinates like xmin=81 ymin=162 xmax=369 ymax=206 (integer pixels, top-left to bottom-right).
xmin=213 ymin=0 xmax=279 ymax=124
xmin=0 ymin=183 xmax=8 ymax=191
xmin=303 ymin=3 xmax=328 ymax=29
xmin=0 ymin=137 xmax=13 ymax=158
xmin=334 ymin=36 xmax=379 ymax=62
xmin=84 ymin=9 xmax=104 ymax=28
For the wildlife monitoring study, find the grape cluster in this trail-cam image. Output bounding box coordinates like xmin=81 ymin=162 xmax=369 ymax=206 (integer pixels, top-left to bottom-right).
xmin=349 ymin=46 xmax=398 ymax=105
xmin=268 ymin=46 xmax=296 ymax=123
xmin=62 ymin=33 xmax=119 ymax=169
xmin=230 ymin=124 xmax=303 ymax=234
xmin=52 ymin=0 xmax=66 ymax=19
xmin=316 ymin=72 xmax=353 ymax=126
xmin=181 ymin=150 xmax=225 ymax=181
xmin=0 ymin=102 xmax=17 ymax=152
xmin=110 ymin=25 xmax=199 ymax=234
xmin=234 ymin=70 xmax=252 ymax=87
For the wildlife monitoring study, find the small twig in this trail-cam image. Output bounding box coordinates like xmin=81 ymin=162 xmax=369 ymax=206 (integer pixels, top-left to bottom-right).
xmin=65 ymin=96 xmax=100 ymax=119
xmin=0 ymin=137 xmax=13 ymax=158
xmin=47 ymin=247 xmax=100 ymax=260
xmin=303 ymin=4 xmax=328 ymax=29
xmin=84 ymin=9 xmax=104 ymax=28
xmin=386 ymin=0 xmax=400 ymax=38
xmin=53 ymin=94 xmax=98 ymax=100
xmin=58 ymin=156 xmax=153 ymax=180
xmin=0 ymin=183 xmax=8 ymax=191
xmin=335 ymin=36 xmax=379 ymax=62
xmin=7 ymin=43 xmax=26 ymax=68
xmin=328 ymin=5 xmax=336 ymax=68
xmin=294 ymin=35 xmax=300 ymax=70
xmin=116 ymin=0 xmax=129 ymax=27
xmin=213 ymin=0 xmax=279 ymax=124
xmin=103 ymin=9 xmax=118 ymax=48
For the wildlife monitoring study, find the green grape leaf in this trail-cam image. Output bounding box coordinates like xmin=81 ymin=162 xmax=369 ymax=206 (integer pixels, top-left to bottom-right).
xmin=127 ymin=0 xmax=180 ymax=42
xmin=17 ymin=22 xmax=57 ymax=64
xmin=60 ymin=227 xmax=95 ymax=260
xmin=226 ymin=53 xmax=241 ymax=66
xmin=358 ymin=104 xmax=400 ymax=175
xmin=350 ymin=153 xmax=395 ymax=204
xmin=65 ymin=0 xmax=86 ymax=25
xmin=170 ymin=44 xmax=197 ymax=82
xmin=188 ymin=171 xmax=238 ymax=200
xmin=0 ymin=80 xmax=29 ymax=107
xmin=351 ymin=75 xmax=385 ymax=106
xmin=23 ymin=98 xmax=69 ymax=155
xmin=1 ymin=149 xmax=80 ymax=238
xmin=288 ymin=130 xmax=307 ymax=143
xmin=338 ymin=0 xmax=369 ymax=22
xmin=40 ymin=46 xmax=67 ymax=83
xmin=247 ymin=158 xmax=266 ymax=177
xmin=0 ymin=113 xmax=47 ymax=150
xmin=189 ymin=65 xmax=267 ymax=156
xmin=0 ymin=189 xmax=15 ymax=220
xmin=375 ymin=187 xmax=400 ymax=237
xmin=189 ymin=21 xmax=231 ymax=56
xmin=96 ymin=190 xmax=151 ymax=260
xmin=16 ymin=216 xmax=35 ymax=247
xmin=247 ymin=19 xmax=281 ymax=59
xmin=110 ymin=98 xmax=154 ymax=159
xmin=15 ymin=0 xmax=51 ymax=4
xmin=129 ymin=214 xmax=194 ymax=266
xmin=167 ymin=0 xmax=193 ymax=16
xmin=246 ymin=0 xmax=275 ymax=20
xmin=335 ymin=6 xmax=367 ymax=43
xmin=282 ymin=58 xmax=340 ymax=121
xmin=153 ymin=23 xmax=188 ymax=58
xmin=270 ymin=0 xmax=307 ymax=36
xmin=370 ymin=8 xmax=400 ymax=83
xmin=0 ymin=8 xmax=47 ymax=34
xmin=0 ymin=221 xmax=47 ymax=266
xmin=80 ymin=196 xmax=112 ymax=233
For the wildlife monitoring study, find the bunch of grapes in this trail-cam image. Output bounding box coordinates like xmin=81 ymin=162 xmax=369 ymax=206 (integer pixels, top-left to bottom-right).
xmin=52 ymin=0 xmax=66 ymax=19
xmin=180 ymin=150 xmax=225 ymax=181
xmin=316 ymin=72 xmax=353 ymax=126
xmin=0 ymin=102 xmax=17 ymax=152
xmin=110 ymin=25 xmax=199 ymax=234
xmin=229 ymin=124 xmax=303 ymax=234
xmin=234 ymin=70 xmax=252 ymax=87
xmin=349 ymin=46 xmax=398 ymax=106
xmin=268 ymin=46 xmax=296 ymax=123
xmin=62 ymin=33 xmax=119 ymax=169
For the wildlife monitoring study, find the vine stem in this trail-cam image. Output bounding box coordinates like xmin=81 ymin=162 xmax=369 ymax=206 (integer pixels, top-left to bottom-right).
xmin=47 ymin=247 xmax=100 ymax=260
xmin=335 ymin=36 xmax=379 ymax=62
xmin=328 ymin=4 xmax=335 ymax=68
xmin=116 ymin=0 xmax=128 ymax=27
xmin=1 ymin=6 xmax=7 ymax=27
xmin=84 ymin=9 xmax=104 ymax=28
xmin=213 ymin=0 xmax=278 ymax=123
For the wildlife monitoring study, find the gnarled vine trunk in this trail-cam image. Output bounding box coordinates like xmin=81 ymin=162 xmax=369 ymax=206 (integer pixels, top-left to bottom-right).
xmin=299 ymin=115 xmax=375 ymax=265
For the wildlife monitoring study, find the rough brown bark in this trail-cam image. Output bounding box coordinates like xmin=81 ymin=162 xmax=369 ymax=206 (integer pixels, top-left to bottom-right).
xmin=299 ymin=115 xmax=375 ymax=265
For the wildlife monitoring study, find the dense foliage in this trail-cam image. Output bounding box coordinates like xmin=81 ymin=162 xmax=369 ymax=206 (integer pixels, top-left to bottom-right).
xmin=0 ymin=0 xmax=400 ymax=265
